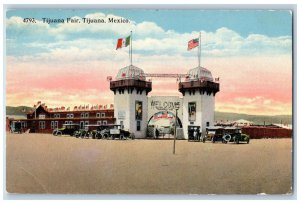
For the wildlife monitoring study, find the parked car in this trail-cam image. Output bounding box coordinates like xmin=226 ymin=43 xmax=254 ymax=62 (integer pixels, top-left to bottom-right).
xmin=74 ymin=128 xmax=90 ymax=139
xmin=10 ymin=121 xmax=23 ymax=134
xmin=109 ymin=125 xmax=132 ymax=140
xmin=53 ymin=124 xmax=80 ymax=136
xmin=78 ymin=124 xmax=133 ymax=140
xmin=223 ymin=127 xmax=250 ymax=144
xmin=206 ymin=126 xmax=250 ymax=144
xmin=206 ymin=126 xmax=227 ymax=143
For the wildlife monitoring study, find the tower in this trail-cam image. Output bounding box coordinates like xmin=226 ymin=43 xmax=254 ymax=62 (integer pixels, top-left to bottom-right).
xmin=110 ymin=65 xmax=152 ymax=138
xmin=178 ymin=66 xmax=220 ymax=139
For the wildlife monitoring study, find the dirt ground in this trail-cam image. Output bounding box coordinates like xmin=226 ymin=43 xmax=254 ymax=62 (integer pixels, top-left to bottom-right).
xmin=6 ymin=133 xmax=293 ymax=195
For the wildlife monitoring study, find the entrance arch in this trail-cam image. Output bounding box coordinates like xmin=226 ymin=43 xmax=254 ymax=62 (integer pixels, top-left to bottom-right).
xmin=147 ymin=111 xmax=182 ymax=138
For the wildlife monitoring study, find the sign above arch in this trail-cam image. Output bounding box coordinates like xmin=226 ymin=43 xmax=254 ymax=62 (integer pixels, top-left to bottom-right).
xmin=147 ymin=96 xmax=183 ymax=121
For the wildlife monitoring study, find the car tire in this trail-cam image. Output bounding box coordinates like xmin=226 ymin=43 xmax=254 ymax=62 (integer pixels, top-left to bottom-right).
xmin=56 ymin=131 xmax=62 ymax=136
xmin=223 ymin=134 xmax=231 ymax=143
xmin=247 ymin=139 xmax=250 ymax=144
xmin=103 ymin=133 xmax=109 ymax=140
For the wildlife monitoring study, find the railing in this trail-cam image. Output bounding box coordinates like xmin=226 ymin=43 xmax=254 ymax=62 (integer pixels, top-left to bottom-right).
xmin=179 ymin=80 xmax=219 ymax=90
xmin=110 ymin=79 xmax=152 ymax=89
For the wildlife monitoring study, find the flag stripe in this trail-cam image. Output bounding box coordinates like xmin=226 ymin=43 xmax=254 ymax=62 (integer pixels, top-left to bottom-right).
xmin=116 ymin=35 xmax=131 ymax=50
xmin=116 ymin=38 xmax=123 ymax=50
xmin=187 ymin=38 xmax=199 ymax=50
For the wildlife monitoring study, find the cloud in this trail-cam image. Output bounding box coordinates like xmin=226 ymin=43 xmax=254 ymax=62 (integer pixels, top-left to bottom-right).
xmin=5 ymin=12 xmax=293 ymax=115
xmin=6 ymin=16 xmax=50 ymax=31
xmin=6 ymin=13 xmax=292 ymax=58
xmin=215 ymin=96 xmax=292 ymax=115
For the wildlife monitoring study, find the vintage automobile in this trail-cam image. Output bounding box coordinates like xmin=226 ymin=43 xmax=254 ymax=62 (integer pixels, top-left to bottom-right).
xmin=206 ymin=126 xmax=250 ymax=144
xmin=53 ymin=124 xmax=80 ymax=136
xmin=10 ymin=121 xmax=23 ymax=134
xmin=109 ymin=125 xmax=132 ymax=140
xmin=206 ymin=126 xmax=227 ymax=143
xmin=80 ymin=124 xmax=110 ymax=139
xmin=74 ymin=128 xmax=90 ymax=138
xmin=79 ymin=124 xmax=133 ymax=140
xmin=223 ymin=127 xmax=250 ymax=144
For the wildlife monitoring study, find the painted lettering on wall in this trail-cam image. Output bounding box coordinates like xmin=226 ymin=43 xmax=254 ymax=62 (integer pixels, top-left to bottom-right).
xmin=150 ymin=100 xmax=181 ymax=111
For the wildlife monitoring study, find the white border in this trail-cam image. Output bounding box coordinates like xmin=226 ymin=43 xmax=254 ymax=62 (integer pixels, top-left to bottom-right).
xmin=1 ymin=0 xmax=298 ymax=202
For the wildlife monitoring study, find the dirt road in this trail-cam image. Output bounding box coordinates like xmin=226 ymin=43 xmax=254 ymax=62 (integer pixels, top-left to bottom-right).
xmin=6 ymin=133 xmax=293 ymax=194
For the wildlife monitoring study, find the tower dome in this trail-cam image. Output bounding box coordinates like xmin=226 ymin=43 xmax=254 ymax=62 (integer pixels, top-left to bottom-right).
xmin=187 ymin=66 xmax=213 ymax=82
xmin=116 ymin=65 xmax=146 ymax=80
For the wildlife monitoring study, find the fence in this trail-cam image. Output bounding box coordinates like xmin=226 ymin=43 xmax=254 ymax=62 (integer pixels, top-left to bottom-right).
xmin=242 ymin=126 xmax=292 ymax=139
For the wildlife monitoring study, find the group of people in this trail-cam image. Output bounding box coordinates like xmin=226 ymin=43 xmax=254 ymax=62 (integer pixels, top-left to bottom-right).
xmin=188 ymin=126 xmax=203 ymax=141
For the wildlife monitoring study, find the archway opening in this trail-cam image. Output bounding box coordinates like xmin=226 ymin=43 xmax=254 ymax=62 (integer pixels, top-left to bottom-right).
xmin=147 ymin=111 xmax=182 ymax=139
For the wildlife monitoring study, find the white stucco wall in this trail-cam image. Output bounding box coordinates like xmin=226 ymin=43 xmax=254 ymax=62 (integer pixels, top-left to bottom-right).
xmin=114 ymin=89 xmax=148 ymax=138
xmin=114 ymin=89 xmax=215 ymax=139
xmin=201 ymin=94 xmax=215 ymax=134
xmin=182 ymin=90 xmax=215 ymax=139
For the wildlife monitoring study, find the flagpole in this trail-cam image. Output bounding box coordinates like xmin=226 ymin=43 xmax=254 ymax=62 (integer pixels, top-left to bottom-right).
xmin=130 ymin=31 xmax=133 ymax=65
xmin=198 ymin=32 xmax=201 ymax=67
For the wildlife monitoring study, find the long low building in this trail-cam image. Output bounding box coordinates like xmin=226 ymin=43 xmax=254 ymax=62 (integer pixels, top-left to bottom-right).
xmin=9 ymin=102 xmax=115 ymax=134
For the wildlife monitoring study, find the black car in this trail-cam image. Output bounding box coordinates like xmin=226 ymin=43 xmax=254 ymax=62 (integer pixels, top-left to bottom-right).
xmin=10 ymin=121 xmax=23 ymax=134
xmin=206 ymin=126 xmax=250 ymax=144
xmin=109 ymin=125 xmax=132 ymax=140
xmin=53 ymin=124 xmax=80 ymax=136
xmin=223 ymin=127 xmax=250 ymax=144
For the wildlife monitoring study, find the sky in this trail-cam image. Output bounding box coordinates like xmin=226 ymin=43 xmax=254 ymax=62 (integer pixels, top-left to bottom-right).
xmin=5 ymin=9 xmax=293 ymax=115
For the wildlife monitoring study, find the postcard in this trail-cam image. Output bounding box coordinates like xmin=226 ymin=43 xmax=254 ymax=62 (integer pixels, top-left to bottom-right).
xmin=5 ymin=7 xmax=293 ymax=196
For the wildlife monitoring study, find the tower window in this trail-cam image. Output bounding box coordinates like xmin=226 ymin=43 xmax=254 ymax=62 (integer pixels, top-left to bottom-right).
xmin=137 ymin=121 xmax=141 ymax=131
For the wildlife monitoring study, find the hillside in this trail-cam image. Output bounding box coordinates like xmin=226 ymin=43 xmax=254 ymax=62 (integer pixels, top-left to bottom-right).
xmin=6 ymin=106 xmax=34 ymax=116
xmin=6 ymin=106 xmax=292 ymax=125
xmin=215 ymin=111 xmax=292 ymax=125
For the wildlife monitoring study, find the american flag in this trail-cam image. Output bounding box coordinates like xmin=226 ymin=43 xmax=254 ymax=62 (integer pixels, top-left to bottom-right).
xmin=187 ymin=38 xmax=199 ymax=50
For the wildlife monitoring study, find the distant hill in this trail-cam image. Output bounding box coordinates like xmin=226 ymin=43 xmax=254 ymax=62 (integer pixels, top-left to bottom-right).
xmin=6 ymin=106 xmax=292 ymax=125
xmin=215 ymin=111 xmax=292 ymax=125
xmin=6 ymin=106 xmax=34 ymax=116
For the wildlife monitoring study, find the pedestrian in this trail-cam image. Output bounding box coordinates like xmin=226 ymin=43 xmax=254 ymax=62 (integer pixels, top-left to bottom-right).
xmin=193 ymin=128 xmax=197 ymax=141
xmin=155 ymin=128 xmax=159 ymax=139
xmin=196 ymin=127 xmax=200 ymax=141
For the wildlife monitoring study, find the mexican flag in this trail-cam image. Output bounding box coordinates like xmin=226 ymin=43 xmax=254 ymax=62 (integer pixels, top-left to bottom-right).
xmin=116 ymin=36 xmax=131 ymax=50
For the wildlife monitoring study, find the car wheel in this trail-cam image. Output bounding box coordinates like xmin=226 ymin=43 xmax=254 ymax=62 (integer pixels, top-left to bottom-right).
xmin=223 ymin=134 xmax=231 ymax=143
xmin=103 ymin=133 xmax=109 ymax=139
xmin=247 ymin=139 xmax=250 ymax=144
xmin=56 ymin=131 xmax=62 ymax=136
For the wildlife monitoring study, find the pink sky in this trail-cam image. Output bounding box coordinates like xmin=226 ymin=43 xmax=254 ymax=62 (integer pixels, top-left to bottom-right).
xmin=6 ymin=54 xmax=292 ymax=116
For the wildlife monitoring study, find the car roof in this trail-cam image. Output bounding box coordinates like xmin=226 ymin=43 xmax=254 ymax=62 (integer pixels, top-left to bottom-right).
xmin=224 ymin=127 xmax=241 ymax=130
xmin=84 ymin=124 xmax=119 ymax=127
xmin=206 ymin=126 xmax=224 ymax=130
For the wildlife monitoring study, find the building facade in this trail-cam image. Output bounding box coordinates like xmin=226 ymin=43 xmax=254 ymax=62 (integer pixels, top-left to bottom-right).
xmin=9 ymin=66 xmax=220 ymax=138
xmin=110 ymin=65 xmax=220 ymax=139
xmin=10 ymin=102 xmax=115 ymax=133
